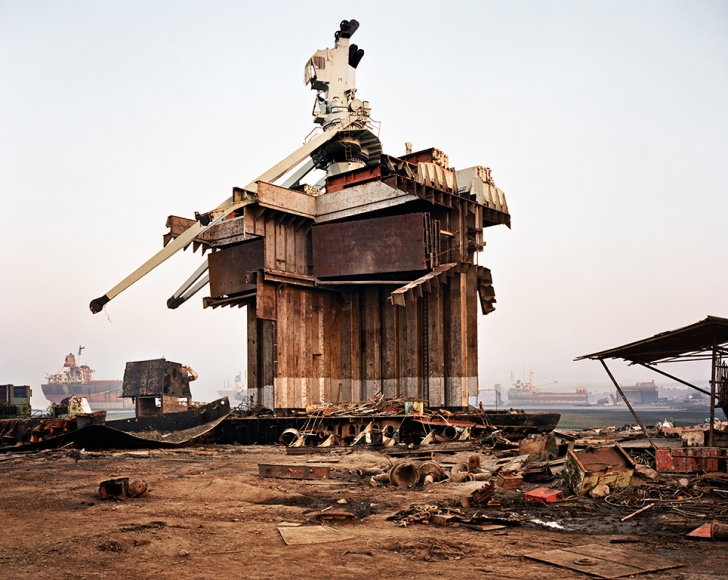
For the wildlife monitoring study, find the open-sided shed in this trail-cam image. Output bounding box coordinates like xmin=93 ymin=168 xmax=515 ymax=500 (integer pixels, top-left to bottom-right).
xmin=576 ymin=316 xmax=728 ymax=446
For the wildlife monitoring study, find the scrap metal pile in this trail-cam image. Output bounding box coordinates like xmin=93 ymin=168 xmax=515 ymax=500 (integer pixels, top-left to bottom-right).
xmin=299 ymin=395 xmax=425 ymax=417
xmin=258 ymin=416 xmax=728 ymax=547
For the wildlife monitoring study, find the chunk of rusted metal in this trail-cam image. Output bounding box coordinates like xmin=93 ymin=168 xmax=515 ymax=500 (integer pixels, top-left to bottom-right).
xmin=99 ymin=477 xmax=148 ymax=500
xmin=463 ymin=481 xmax=496 ymax=508
xmin=258 ymin=464 xmax=330 ymax=479
xmin=496 ymin=471 xmax=524 ymax=489
xmin=207 ymin=238 xmax=264 ymax=298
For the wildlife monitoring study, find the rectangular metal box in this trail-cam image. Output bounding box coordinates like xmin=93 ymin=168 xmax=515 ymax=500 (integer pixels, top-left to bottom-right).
xmin=208 ymin=238 xmax=264 ymax=297
xmin=497 ymin=472 xmax=524 ymax=489
xmin=654 ymin=447 xmax=724 ymax=473
xmin=525 ymin=488 xmax=564 ymax=503
xmin=563 ymin=444 xmax=635 ymax=496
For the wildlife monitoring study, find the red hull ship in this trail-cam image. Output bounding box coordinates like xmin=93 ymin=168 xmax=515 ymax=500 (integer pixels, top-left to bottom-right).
xmin=41 ymin=353 xmax=131 ymax=411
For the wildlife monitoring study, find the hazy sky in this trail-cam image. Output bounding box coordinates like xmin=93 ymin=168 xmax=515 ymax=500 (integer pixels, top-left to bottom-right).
xmin=2 ymin=1 xmax=726 ymax=408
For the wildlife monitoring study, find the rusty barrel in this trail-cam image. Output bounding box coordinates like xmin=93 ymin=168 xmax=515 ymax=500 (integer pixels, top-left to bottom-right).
xmin=711 ymin=520 xmax=728 ymax=541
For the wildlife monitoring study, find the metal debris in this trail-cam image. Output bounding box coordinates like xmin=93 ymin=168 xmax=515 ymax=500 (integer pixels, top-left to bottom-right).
xmin=99 ymin=477 xmax=148 ymax=500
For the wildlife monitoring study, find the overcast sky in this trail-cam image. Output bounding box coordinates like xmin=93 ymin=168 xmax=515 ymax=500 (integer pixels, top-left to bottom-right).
xmin=1 ymin=1 xmax=726 ymax=408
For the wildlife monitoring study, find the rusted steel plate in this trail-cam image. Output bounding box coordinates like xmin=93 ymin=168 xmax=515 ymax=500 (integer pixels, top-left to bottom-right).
xmin=208 ymin=238 xmax=264 ymax=297
xmin=257 ymin=182 xmax=316 ymax=219
xmin=258 ymin=463 xmax=330 ymax=479
xmin=325 ymin=164 xmax=381 ymax=193
xmin=312 ymin=213 xmax=428 ymax=278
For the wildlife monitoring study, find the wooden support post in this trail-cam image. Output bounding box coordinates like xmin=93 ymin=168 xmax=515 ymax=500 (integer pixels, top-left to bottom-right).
xmin=600 ymin=359 xmax=656 ymax=450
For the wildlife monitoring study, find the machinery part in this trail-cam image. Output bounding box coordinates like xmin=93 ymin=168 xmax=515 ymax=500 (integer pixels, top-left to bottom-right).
xmin=450 ymin=463 xmax=469 ymax=476
xmin=279 ymin=428 xmax=300 ymax=446
xmin=417 ymin=461 xmax=445 ymax=484
xmin=356 ymin=467 xmax=384 ymax=477
xmin=389 ymin=463 xmax=418 ymax=487
xmin=441 ymin=425 xmax=462 ymax=441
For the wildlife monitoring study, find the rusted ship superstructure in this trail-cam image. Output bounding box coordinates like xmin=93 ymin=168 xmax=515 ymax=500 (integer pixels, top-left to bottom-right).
xmin=89 ymin=20 xmax=559 ymax=439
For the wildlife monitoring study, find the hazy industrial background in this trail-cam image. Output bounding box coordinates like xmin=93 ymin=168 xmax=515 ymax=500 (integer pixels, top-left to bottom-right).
xmin=1 ymin=1 xmax=726 ymax=408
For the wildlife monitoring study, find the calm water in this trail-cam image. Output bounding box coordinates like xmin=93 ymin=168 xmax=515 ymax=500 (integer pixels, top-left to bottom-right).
xmin=534 ymin=406 xmax=726 ymax=430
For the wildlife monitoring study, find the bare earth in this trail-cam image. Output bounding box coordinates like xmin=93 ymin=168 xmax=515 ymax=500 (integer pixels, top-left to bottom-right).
xmin=0 ymin=446 xmax=725 ymax=579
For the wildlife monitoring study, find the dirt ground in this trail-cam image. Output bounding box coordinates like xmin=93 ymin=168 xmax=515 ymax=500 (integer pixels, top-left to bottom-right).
xmin=0 ymin=445 xmax=726 ymax=579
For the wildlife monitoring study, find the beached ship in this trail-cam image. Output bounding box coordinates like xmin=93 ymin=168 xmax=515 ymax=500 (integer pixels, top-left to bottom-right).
xmin=508 ymin=370 xmax=588 ymax=406
xmin=41 ymin=352 xmax=132 ymax=410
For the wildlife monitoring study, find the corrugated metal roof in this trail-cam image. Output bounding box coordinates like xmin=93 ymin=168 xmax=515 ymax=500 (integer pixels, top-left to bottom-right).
xmin=575 ymin=315 xmax=728 ymax=364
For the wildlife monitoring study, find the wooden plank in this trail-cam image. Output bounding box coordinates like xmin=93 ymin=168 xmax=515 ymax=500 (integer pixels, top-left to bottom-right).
xmin=275 ymin=222 xmax=286 ymax=268
xmin=466 ymin=269 xmax=478 ymax=397
xmin=363 ymin=287 xmax=381 ymax=400
xmin=381 ymin=296 xmax=397 ymax=397
xmin=458 ymin=271 xmax=468 ymax=406
xmin=297 ymin=287 xmax=308 ymax=407
xmin=428 ymin=282 xmax=445 ymax=406
xmin=315 ymin=291 xmax=327 ymax=404
xmin=285 ymin=223 xmax=296 ymax=273
xmin=326 ymin=292 xmax=342 ymax=403
xmin=256 ymin=278 xmax=277 ymax=321
xmin=350 ymin=291 xmax=361 ymax=401
xmin=445 ymin=278 xmax=462 ymax=407
xmin=340 ymin=292 xmax=353 ymax=403
xmin=403 ymin=299 xmax=418 ymax=398
xmin=264 ymin=219 xmax=276 ymax=269
xmin=247 ymin=305 xmax=259 ymax=394
xmin=295 ymin=227 xmax=307 ymax=275
xmin=261 ymin=319 xmax=275 ymax=409
xmin=256 ymin=182 xmax=316 ymax=219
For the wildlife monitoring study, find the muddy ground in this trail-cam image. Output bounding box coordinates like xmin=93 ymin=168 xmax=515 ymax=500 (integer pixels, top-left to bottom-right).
xmin=0 ymin=445 xmax=725 ymax=579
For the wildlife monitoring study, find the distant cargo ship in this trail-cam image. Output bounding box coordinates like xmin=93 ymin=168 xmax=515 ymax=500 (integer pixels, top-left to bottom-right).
xmin=218 ymin=372 xmax=250 ymax=404
xmin=508 ymin=370 xmax=588 ymax=406
xmin=41 ymin=352 xmax=132 ymax=411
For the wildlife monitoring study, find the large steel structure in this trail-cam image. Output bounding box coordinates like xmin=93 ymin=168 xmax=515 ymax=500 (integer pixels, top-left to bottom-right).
xmin=90 ymin=20 xmax=511 ymax=411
